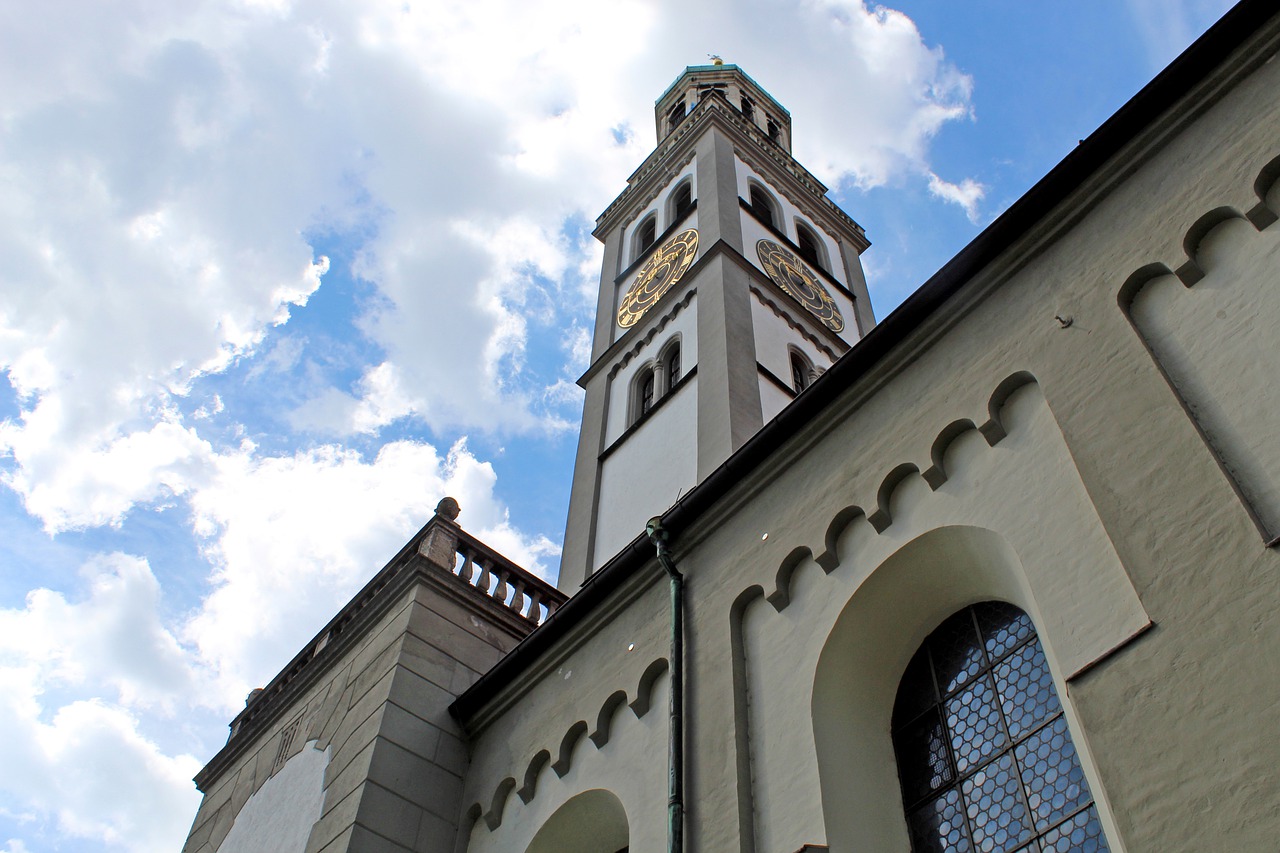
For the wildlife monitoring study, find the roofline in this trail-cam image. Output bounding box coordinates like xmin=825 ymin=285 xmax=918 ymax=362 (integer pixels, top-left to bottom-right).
xmin=451 ymin=0 xmax=1280 ymax=724
xmin=656 ymin=63 xmax=791 ymax=118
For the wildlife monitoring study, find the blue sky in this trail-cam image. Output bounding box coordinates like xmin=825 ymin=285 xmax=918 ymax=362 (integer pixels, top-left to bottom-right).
xmin=0 ymin=1 xmax=1236 ymax=849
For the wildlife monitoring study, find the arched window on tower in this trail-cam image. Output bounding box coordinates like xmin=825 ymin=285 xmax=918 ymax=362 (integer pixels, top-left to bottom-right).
xmin=667 ymin=99 xmax=686 ymax=135
xmin=663 ymin=340 xmax=681 ymax=392
xmin=670 ymin=180 xmax=694 ymax=223
xmin=795 ymin=221 xmax=828 ymax=273
xmin=638 ymin=370 xmax=655 ymax=417
xmin=749 ymin=184 xmax=776 ymax=230
xmin=634 ymin=215 xmax=657 ymax=261
xmin=892 ymin=602 xmax=1110 ymax=852
xmin=790 ymin=350 xmax=814 ymax=393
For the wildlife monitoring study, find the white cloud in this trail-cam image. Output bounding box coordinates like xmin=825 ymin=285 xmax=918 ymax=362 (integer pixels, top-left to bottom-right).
xmin=927 ymin=172 xmax=986 ymax=223
xmin=0 ymin=0 xmax=978 ymax=534
xmin=0 ymin=555 xmax=202 ymax=852
xmin=184 ymin=437 xmax=558 ymax=708
xmin=0 ymin=553 xmax=195 ymax=710
xmin=0 ymin=696 xmax=201 ymax=853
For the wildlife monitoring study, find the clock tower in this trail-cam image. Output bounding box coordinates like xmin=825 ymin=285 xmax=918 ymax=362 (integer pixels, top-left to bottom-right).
xmin=558 ymin=62 xmax=875 ymax=589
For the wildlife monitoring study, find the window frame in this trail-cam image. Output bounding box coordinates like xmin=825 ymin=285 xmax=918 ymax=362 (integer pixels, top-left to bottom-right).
xmin=891 ymin=602 xmax=1110 ymax=852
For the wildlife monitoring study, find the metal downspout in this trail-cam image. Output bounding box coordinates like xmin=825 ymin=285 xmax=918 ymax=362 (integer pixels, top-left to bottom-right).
xmin=646 ymin=517 xmax=684 ymax=853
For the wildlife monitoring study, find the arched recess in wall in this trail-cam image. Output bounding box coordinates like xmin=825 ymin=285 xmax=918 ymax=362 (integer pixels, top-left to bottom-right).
xmin=1120 ymin=207 xmax=1280 ymax=544
xmin=524 ymin=788 xmax=629 ymax=853
xmin=810 ymin=526 xmax=1121 ymax=852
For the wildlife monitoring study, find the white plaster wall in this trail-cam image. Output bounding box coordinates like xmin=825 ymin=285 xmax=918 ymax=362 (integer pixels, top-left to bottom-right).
xmin=605 ymin=299 xmax=698 ymax=445
xmin=595 ymin=377 xmax=698 ymax=568
xmin=1129 ymin=215 xmax=1280 ymax=537
xmin=217 ymin=743 xmax=330 ymax=853
xmin=759 ymin=377 xmax=792 ymax=424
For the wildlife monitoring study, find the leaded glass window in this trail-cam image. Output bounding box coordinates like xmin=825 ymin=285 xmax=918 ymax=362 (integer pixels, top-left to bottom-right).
xmin=892 ymin=602 xmax=1109 ymax=852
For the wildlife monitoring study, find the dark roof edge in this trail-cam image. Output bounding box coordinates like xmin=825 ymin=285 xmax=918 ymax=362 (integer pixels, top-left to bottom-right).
xmin=450 ymin=0 xmax=1279 ymax=725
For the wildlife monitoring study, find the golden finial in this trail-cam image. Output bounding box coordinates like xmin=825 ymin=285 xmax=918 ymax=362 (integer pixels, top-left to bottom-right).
xmin=708 ymin=54 xmax=724 ymax=66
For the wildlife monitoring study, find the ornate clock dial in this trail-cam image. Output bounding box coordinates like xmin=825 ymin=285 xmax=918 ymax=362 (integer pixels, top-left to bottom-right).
xmin=755 ymin=239 xmax=844 ymax=332
xmin=617 ymin=228 xmax=700 ymax=328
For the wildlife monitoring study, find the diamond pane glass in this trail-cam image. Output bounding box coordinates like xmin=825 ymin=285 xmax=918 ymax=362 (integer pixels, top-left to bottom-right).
xmin=946 ymin=674 xmax=1008 ymax=773
xmin=1017 ymin=717 xmax=1090 ymax=831
xmin=931 ymin=611 xmax=986 ymax=695
xmin=892 ymin=603 xmax=1110 ymax=853
xmin=894 ymin=648 xmax=939 ymax=724
xmin=907 ymin=787 xmax=972 ymax=852
xmin=993 ymin=639 xmax=1060 ymax=738
xmin=975 ymin=601 xmax=1035 ymax=662
xmin=1039 ymin=806 xmax=1109 ymax=852
xmin=963 ymin=752 xmax=1033 ymax=852
xmin=894 ymin=707 xmax=954 ymax=803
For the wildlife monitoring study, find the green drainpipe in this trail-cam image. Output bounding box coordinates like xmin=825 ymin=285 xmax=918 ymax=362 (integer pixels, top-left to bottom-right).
xmin=646 ymin=517 xmax=684 ymax=853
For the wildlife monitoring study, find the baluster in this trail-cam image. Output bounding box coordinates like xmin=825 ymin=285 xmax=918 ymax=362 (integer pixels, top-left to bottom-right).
xmin=458 ymin=548 xmax=475 ymax=583
xmin=526 ymin=588 xmax=543 ymax=623
xmin=491 ymin=566 xmax=509 ymax=605
xmin=476 ymin=559 xmax=492 ymax=595
xmin=508 ymin=578 xmax=525 ymax=617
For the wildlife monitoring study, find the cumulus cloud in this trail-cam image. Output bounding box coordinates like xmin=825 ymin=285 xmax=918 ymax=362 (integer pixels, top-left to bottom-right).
xmin=0 ymin=555 xmax=202 ymax=851
xmin=0 ymin=696 xmax=201 ymax=852
xmin=0 ymin=0 xmax=977 ymax=534
xmin=0 ymin=554 xmax=195 ymax=709
xmin=185 ymin=437 xmax=558 ymax=707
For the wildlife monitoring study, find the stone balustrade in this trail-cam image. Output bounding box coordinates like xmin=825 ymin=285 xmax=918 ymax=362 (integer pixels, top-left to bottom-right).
xmin=225 ymin=498 xmax=565 ymax=743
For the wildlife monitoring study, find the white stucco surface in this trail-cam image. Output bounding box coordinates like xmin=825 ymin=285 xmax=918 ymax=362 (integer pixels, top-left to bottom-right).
xmin=595 ymin=376 xmax=698 ymax=569
xmin=217 ymin=742 xmax=330 ymax=853
xmin=1129 ymin=215 xmax=1280 ymax=538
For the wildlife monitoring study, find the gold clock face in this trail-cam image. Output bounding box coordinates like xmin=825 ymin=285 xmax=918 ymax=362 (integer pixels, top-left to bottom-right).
xmin=617 ymin=228 xmax=699 ymax=328
xmin=756 ymin=239 xmax=844 ymax=332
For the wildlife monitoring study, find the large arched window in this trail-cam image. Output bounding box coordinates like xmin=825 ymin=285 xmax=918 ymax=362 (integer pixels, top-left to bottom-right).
xmin=892 ymin=602 xmax=1109 ymax=852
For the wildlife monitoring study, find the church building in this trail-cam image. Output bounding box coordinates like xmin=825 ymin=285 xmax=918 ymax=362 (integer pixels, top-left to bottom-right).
xmin=182 ymin=1 xmax=1280 ymax=850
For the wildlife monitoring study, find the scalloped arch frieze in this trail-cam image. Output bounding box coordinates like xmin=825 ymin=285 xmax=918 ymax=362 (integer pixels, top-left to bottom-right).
xmin=765 ymin=371 xmax=1047 ymax=612
xmin=1119 ymin=154 xmax=1280 ymax=543
xmin=466 ymin=656 xmax=669 ymax=833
